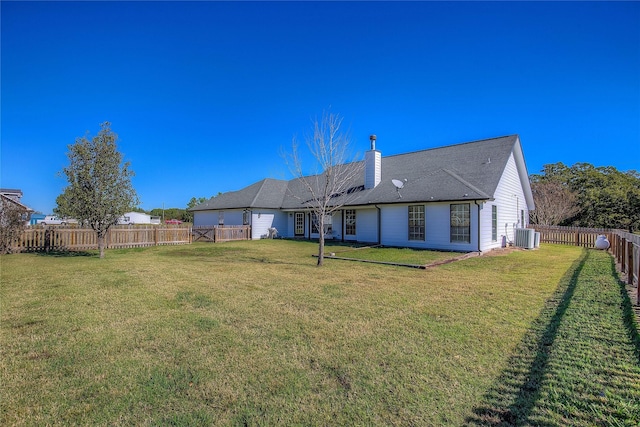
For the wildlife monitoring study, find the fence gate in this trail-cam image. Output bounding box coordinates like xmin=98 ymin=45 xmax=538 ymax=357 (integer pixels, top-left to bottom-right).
xmin=192 ymin=227 xmax=216 ymax=242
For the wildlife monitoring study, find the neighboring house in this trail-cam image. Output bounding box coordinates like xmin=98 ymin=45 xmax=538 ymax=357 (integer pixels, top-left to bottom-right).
xmin=0 ymin=188 xmax=34 ymax=225
xmin=189 ymin=135 xmax=535 ymax=252
xmin=118 ymin=211 xmax=161 ymax=225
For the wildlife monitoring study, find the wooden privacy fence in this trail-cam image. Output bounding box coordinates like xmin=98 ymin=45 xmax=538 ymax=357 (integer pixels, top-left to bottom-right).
xmin=12 ymin=226 xmax=192 ymax=252
xmin=532 ymin=225 xmax=640 ymax=303
xmin=192 ymin=225 xmax=251 ymax=243
xmin=531 ymin=225 xmax=614 ymax=248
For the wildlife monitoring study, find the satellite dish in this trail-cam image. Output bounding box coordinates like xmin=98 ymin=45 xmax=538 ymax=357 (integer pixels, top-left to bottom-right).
xmin=391 ymin=179 xmax=405 ymax=189
xmin=391 ymin=179 xmax=406 ymax=199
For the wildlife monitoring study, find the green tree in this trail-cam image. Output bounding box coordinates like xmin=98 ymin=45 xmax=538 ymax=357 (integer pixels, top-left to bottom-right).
xmin=56 ymin=122 xmax=139 ymax=258
xmin=530 ymin=162 xmax=640 ymax=231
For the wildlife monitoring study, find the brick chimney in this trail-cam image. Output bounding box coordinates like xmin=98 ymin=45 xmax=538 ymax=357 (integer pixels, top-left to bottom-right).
xmin=365 ymin=135 xmax=381 ymax=189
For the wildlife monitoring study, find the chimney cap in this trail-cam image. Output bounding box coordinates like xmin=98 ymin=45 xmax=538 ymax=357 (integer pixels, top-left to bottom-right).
xmin=369 ymin=134 xmax=377 ymax=141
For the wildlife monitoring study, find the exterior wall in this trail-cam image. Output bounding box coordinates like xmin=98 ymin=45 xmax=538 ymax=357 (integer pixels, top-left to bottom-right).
xmin=478 ymin=202 xmax=500 ymax=251
xmin=380 ymin=203 xmax=477 ymax=251
xmin=192 ymin=209 xmax=243 ymax=226
xmin=251 ymin=210 xmax=287 ymax=239
xmin=485 ymin=152 xmax=530 ymax=249
xmin=286 ymin=213 xmax=295 ymax=238
xmin=356 ymin=208 xmax=379 ymax=243
xmin=119 ymin=211 xmax=151 ymax=225
xmin=193 ymin=211 xmax=217 ymax=226
xmin=284 ymin=211 xmax=310 ymax=238
xmin=332 ymin=212 xmax=343 ymax=240
xmin=128 ymin=212 xmax=151 ymax=224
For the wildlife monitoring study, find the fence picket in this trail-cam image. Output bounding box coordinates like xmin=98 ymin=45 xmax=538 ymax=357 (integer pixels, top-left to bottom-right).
xmin=10 ymin=226 xmax=192 ymax=253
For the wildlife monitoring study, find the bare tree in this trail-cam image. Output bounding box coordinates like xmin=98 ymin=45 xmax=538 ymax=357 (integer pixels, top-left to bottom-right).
xmin=0 ymin=197 xmax=27 ymax=254
xmin=529 ymin=180 xmax=580 ymax=226
xmin=284 ymin=111 xmax=363 ymax=266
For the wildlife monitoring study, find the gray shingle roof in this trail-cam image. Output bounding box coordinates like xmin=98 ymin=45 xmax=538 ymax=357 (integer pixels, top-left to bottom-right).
xmin=190 ymin=135 xmax=524 ymax=211
xmin=190 ymin=179 xmax=288 ymax=211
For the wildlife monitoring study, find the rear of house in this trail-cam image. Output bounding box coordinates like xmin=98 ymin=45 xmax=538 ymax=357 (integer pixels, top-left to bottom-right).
xmin=190 ymin=135 xmax=534 ymax=252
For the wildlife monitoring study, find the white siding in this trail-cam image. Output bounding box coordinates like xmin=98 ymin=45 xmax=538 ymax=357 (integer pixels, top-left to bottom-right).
xmin=478 ymin=203 xmax=501 ymax=251
xmin=380 ymin=205 xmax=408 ymax=247
xmin=286 ymin=213 xmax=295 ymax=238
xmin=128 ymin=212 xmax=151 ymax=224
xmin=223 ymin=211 xmax=243 ymax=226
xmin=380 ymin=203 xmax=477 ymax=251
xmin=331 ymin=212 xmax=343 ymax=240
xmin=365 ymin=150 xmax=381 ymax=189
xmin=485 ymin=152 xmax=530 ymax=249
xmin=356 ymin=209 xmax=378 ymax=243
xmin=251 ymin=210 xmax=287 ymax=239
xmin=193 ymin=209 xmax=243 ymax=227
xmin=193 ymin=211 xmax=218 ymax=226
xmin=119 ymin=211 xmax=152 ymax=225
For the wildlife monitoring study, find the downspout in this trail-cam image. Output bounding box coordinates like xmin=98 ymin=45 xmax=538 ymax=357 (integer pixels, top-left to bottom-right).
xmin=474 ymin=201 xmax=482 ymax=253
xmin=375 ymin=205 xmax=381 ymax=245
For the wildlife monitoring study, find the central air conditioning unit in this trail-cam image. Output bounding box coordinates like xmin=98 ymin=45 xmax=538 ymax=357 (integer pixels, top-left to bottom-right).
xmin=514 ymin=228 xmax=536 ymax=249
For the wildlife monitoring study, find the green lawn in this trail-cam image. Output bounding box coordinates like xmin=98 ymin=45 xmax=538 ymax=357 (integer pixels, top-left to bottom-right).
xmin=1 ymin=241 xmax=638 ymax=426
xmin=323 ymin=242 xmax=459 ymax=265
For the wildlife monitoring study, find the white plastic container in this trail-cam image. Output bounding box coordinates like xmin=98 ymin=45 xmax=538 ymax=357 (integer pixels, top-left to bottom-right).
xmin=595 ymin=235 xmax=610 ymax=250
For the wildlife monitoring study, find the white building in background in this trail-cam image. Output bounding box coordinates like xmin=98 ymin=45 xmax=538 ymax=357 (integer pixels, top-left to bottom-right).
xmin=118 ymin=212 xmax=161 ymax=225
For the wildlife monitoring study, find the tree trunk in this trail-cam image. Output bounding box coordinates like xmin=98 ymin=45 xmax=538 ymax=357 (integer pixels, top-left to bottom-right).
xmin=317 ymin=216 xmax=325 ymax=266
xmin=97 ymin=234 xmax=105 ymax=259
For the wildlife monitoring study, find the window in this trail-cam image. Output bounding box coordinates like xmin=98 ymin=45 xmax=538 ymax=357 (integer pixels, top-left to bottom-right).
xmin=408 ymin=205 xmax=425 ymax=241
xmin=218 ymin=211 xmax=224 ymax=226
xmin=450 ymin=203 xmax=470 ymax=243
xmin=492 ymin=205 xmax=498 ymax=242
xmin=294 ymin=212 xmax=304 ymax=236
xmin=311 ymin=213 xmax=319 ymax=234
xmin=345 ymin=209 xmax=356 ymax=235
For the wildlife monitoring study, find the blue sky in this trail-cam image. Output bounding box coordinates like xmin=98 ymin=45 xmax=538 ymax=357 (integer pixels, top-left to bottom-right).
xmin=2 ymin=1 xmax=639 ymax=214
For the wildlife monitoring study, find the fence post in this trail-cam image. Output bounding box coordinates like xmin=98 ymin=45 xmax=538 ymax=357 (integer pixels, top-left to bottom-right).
xmin=619 ymin=235 xmax=624 ymax=266
xmin=628 ymin=240 xmax=634 ymax=286
xmin=636 ymin=248 xmax=640 ymax=305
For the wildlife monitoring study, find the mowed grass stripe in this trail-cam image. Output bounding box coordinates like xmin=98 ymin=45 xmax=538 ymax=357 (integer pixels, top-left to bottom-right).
xmin=467 ymin=249 xmax=640 ymax=426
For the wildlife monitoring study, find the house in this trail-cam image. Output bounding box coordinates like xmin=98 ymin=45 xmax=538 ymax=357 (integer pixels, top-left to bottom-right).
xmin=190 ymin=135 xmax=535 ymax=252
xmin=0 ymin=188 xmax=34 ymax=225
xmin=118 ymin=211 xmax=161 ymax=225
